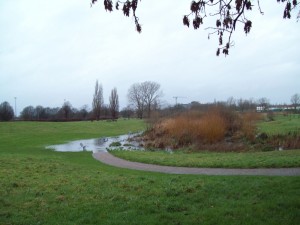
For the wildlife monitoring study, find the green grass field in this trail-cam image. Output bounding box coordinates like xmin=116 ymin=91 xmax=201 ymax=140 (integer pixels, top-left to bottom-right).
xmin=110 ymin=149 xmax=300 ymax=168
xmin=1 ymin=120 xmax=300 ymax=225
xmin=257 ymin=114 xmax=300 ymax=135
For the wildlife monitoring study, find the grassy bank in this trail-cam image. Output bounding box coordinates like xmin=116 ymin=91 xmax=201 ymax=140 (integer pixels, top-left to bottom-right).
xmin=257 ymin=114 xmax=300 ymax=135
xmin=110 ymin=114 xmax=300 ymax=168
xmin=110 ymin=149 xmax=300 ymax=168
xmin=1 ymin=120 xmax=300 ymax=225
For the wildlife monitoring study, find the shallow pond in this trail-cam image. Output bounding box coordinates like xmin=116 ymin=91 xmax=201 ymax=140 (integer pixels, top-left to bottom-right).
xmin=46 ymin=133 xmax=143 ymax=153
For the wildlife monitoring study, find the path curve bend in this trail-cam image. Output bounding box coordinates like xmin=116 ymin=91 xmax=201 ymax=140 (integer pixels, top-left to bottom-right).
xmin=93 ymin=152 xmax=300 ymax=176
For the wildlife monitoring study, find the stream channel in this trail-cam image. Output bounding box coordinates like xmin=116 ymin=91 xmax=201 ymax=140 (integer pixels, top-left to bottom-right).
xmin=46 ymin=133 xmax=143 ymax=153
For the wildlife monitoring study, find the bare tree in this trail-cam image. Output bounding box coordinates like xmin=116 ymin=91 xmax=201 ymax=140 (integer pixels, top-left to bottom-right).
xmin=35 ymin=105 xmax=46 ymax=120
xmin=226 ymin=96 xmax=236 ymax=109
xmin=20 ymin=106 xmax=35 ymax=120
xmin=128 ymin=83 xmax=145 ymax=119
xmin=237 ymin=98 xmax=256 ymax=112
xmin=258 ymin=97 xmax=270 ymax=111
xmin=78 ymin=105 xmax=90 ymax=120
xmin=61 ymin=101 xmax=73 ymax=120
xmin=127 ymin=81 xmax=162 ymax=118
xmin=120 ymin=106 xmax=135 ymax=119
xmin=109 ymin=87 xmax=119 ymax=120
xmin=91 ymin=0 xmax=299 ymax=56
xmin=92 ymin=80 xmax=104 ymax=120
xmin=141 ymin=81 xmax=162 ymax=118
xmin=291 ymin=93 xmax=300 ymax=112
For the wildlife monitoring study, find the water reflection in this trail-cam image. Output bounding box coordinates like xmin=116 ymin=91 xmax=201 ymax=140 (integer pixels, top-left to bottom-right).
xmin=46 ymin=133 xmax=142 ymax=153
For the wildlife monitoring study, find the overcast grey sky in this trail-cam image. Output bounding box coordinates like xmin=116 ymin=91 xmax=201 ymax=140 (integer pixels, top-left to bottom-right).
xmin=1 ymin=0 xmax=299 ymax=114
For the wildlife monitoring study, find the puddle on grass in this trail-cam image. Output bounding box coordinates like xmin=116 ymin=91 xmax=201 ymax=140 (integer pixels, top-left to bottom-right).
xmin=46 ymin=133 xmax=143 ymax=153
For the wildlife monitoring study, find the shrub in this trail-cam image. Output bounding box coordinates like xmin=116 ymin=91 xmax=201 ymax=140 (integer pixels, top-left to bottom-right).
xmin=143 ymin=107 xmax=264 ymax=151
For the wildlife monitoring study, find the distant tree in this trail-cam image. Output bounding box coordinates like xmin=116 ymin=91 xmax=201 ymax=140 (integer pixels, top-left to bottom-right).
xmin=78 ymin=105 xmax=90 ymax=120
xmin=258 ymin=97 xmax=270 ymax=111
xmin=237 ymin=98 xmax=256 ymax=112
xmin=0 ymin=101 xmax=14 ymax=121
xmin=44 ymin=107 xmax=60 ymax=120
xmin=127 ymin=81 xmax=162 ymax=119
xmin=127 ymin=83 xmax=145 ymax=119
xmin=103 ymin=105 xmax=111 ymax=119
xmin=226 ymin=97 xmax=237 ymax=109
xmin=35 ymin=105 xmax=47 ymax=120
xmin=20 ymin=106 xmax=35 ymax=120
xmin=120 ymin=106 xmax=135 ymax=119
xmin=91 ymin=0 xmax=300 ymax=56
xmin=291 ymin=93 xmax=300 ymax=112
xmin=61 ymin=101 xmax=73 ymax=120
xmin=140 ymin=81 xmax=162 ymax=118
xmin=109 ymin=87 xmax=119 ymax=120
xmin=92 ymin=80 xmax=104 ymax=120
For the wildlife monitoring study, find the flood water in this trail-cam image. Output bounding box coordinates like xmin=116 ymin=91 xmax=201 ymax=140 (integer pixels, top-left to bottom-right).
xmin=46 ymin=133 xmax=143 ymax=153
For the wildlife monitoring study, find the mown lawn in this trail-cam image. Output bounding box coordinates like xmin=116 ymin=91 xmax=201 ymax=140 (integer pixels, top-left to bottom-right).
xmin=257 ymin=113 xmax=300 ymax=135
xmin=110 ymin=149 xmax=300 ymax=168
xmin=1 ymin=120 xmax=300 ymax=225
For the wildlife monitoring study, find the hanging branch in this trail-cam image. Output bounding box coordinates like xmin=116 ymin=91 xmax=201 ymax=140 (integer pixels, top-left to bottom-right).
xmin=91 ymin=0 xmax=299 ymax=56
xmin=91 ymin=0 xmax=142 ymax=33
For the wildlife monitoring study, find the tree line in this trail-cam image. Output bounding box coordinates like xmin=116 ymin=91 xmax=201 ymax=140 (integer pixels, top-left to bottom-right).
xmin=0 ymin=80 xmax=162 ymax=121
xmin=0 ymin=83 xmax=299 ymax=121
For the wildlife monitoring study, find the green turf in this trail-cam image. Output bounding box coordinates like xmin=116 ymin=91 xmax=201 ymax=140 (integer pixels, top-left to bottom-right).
xmin=1 ymin=120 xmax=300 ymax=225
xmin=257 ymin=114 xmax=300 ymax=135
xmin=110 ymin=149 xmax=300 ymax=168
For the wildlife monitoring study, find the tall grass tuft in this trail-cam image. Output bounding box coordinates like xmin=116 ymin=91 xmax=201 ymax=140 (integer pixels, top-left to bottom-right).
xmin=195 ymin=111 xmax=227 ymax=143
xmin=144 ymin=107 xmax=265 ymax=151
xmin=155 ymin=108 xmax=229 ymax=148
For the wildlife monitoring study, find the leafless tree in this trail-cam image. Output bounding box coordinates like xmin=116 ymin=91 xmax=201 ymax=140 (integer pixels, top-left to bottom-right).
xmin=35 ymin=105 xmax=46 ymax=120
xmin=61 ymin=101 xmax=73 ymax=120
xmin=258 ymin=97 xmax=270 ymax=111
xmin=120 ymin=106 xmax=135 ymax=119
xmin=291 ymin=93 xmax=300 ymax=112
xmin=92 ymin=80 xmax=104 ymax=120
xmin=141 ymin=81 xmax=162 ymax=118
xmin=75 ymin=105 xmax=90 ymax=120
xmin=109 ymin=87 xmax=119 ymax=119
xmin=127 ymin=81 xmax=162 ymax=118
xmin=226 ymin=96 xmax=236 ymax=109
xmin=237 ymin=98 xmax=256 ymax=112
xmin=20 ymin=106 xmax=35 ymax=120
xmin=91 ymin=0 xmax=299 ymax=56
xmin=127 ymin=83 xmax=145 ymax=119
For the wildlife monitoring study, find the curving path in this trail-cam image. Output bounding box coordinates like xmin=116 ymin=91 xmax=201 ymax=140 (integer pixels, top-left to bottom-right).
xmin=92 ymin=152 xmax=300 ymax=176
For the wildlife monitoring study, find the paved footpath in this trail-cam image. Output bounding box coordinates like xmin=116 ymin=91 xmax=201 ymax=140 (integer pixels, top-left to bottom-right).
xmin=93 ymin=152 xmax=300 ymax=176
